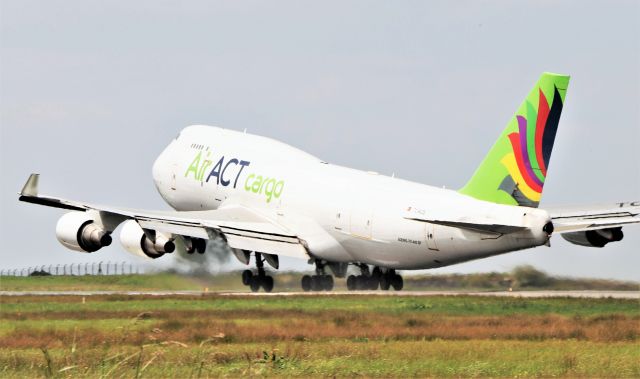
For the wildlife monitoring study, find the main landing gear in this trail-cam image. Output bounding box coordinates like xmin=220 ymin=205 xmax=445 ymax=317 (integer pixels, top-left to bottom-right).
xmin=301 ymin=260 xmax=334 ymax=292
xmin=241 ymin=252 xmax=274 ymax=292
xmin=346 ymin=265 xmax=403 ymax=291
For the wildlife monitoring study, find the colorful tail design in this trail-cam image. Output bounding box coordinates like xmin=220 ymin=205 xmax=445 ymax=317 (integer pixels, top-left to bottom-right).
xmin=459 ymin=72 xmax=570 ymax=208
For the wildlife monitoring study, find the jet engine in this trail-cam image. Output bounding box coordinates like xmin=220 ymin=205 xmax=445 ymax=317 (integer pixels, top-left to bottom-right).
xmin=120 ymin=220 xmax=175 ymax=259
xmin=561 ymin=227 xmax=623 ymax=248
xmin=55 ymin=211 xmax=112 ymax=252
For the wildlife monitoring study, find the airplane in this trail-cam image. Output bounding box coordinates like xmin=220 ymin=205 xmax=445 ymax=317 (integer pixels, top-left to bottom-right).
xmin=19 ymin=72 xmax=640 ymax=292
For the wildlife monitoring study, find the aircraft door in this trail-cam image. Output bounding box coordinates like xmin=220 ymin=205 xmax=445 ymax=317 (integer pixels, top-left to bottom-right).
xmin=426 ymin=223 xmax=438 ymax=250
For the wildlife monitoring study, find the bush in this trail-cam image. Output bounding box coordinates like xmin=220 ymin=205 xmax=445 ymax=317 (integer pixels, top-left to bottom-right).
xmin=512 ymin=265 xmax=552 ymax=288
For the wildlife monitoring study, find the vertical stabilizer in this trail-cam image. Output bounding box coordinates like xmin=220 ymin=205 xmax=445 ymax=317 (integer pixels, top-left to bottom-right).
xmin=459 ymin=72 xmax=570 ymax=207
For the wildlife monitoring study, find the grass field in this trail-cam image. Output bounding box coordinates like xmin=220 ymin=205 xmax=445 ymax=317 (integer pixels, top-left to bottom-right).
xmin=0 ymin=294 xmax=638 ymax=377
xmin=1 ymin=268 xmax=638 ymax=292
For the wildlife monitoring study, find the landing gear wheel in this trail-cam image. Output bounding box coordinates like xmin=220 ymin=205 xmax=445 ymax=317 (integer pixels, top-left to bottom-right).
xmin=368 ymin=276 xmax=379 ymax=290
xmin=371 ymin=266 xmax=383 ymax=280
xmin=301 ymin=275 xmax=312 ymax=292
xmin=355 ymin=275 xmax=368 ymax=290
xmin=391 ymin=274 xmax=403 ymax=291
xmin=322 ymin=275 xmax=334 ymax=291
xmin=242 ymin=270 xmax=253 ymax=286
xmin=262 ymin=276 xmax=274 ymax=292
xmin=380 ymin=275 xmax=391 ymax=290
xmin=346 ymin=275 xmax=357 ymax=291
xmin=311 ymin=275 xmax=323 ymax=291
xmin=195 ymin=238 xmax=207 ymax=254
xmin=249 ymin=276 xmax=261 ymax=292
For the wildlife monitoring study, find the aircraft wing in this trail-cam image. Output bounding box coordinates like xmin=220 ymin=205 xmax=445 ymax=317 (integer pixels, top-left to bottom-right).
xmin=547 ymin=201 xmax=640 ymax=233
xmin=19 ymin=174 xmax=310 ymax=260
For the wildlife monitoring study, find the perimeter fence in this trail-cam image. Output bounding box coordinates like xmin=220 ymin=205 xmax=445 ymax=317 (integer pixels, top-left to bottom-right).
xmin=0 ymin=261 xmax=142 ymax=277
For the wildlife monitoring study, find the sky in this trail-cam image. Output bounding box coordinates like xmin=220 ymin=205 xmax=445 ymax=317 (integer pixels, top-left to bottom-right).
xmin=1 ymin=0 xmax=638 ymax=280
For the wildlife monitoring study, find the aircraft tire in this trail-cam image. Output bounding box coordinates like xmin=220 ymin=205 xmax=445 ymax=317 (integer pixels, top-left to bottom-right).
xmin=311 ymin=275 xmax=323 ymax=291
xmin=242 ymin=270 xmax=253 ymax=286
xmin=380 ymin=275 xmax=391 ymax=290
xmin=322 ymin=275 xmax=334 ymax=291
xmin=391 ymin=275 xmax=403 ymax=291
xmin=346 ymin=275 xmax=357 ymax=291
xmin=301 ymin=275 xmax=312 ymax=292
xmin=368 ymin=276 xmax=379 ymax=290
xmin=249 ymin=276 xmax=261 ymax=292
xmin=262 ymin=276 xmax=274 ymax=293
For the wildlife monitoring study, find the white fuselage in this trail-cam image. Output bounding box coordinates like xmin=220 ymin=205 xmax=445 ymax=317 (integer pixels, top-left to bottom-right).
xmin=152 ymin=125 xmax=550 ymax=270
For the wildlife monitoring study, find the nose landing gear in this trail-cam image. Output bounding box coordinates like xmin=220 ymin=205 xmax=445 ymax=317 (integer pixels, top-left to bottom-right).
xmin=241 ymin=252 xmax=274 ymax=292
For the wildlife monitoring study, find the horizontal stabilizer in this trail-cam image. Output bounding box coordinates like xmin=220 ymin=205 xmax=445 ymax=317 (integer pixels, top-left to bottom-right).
xmin=548 ymin=201 xmax=640 ymax=233
xmin=425 ymin=220 xmax=526 ymax=234
xmin=405 ymin=216 xmax=526 ymax=235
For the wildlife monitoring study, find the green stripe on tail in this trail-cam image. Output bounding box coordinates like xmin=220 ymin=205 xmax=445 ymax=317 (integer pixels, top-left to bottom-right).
xmin=459 ymin=72 xmax=570 ymax=208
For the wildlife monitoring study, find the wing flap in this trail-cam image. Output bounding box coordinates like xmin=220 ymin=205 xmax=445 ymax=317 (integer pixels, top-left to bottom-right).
xmin=224 ymin=234 xmax=308 ymax=259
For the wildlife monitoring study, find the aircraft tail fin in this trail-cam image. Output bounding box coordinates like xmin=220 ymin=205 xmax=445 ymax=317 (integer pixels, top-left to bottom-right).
xmin=459 ymin=72 xmax=570 ymax=208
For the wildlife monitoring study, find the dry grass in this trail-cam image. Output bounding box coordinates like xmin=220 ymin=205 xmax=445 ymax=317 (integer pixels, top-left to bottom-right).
xmin=1 ymin=294 xmax=638 ymax=377
xmin=1 ymin=309 xmax=638 ymax=349
xmin=1 ymin=340 xmax=639 ymax=377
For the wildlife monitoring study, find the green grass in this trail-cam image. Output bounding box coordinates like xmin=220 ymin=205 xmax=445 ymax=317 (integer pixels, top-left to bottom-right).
xmin=1 ymin=268 xmax=638 ymax=292
xmin=2 ymin=295 xmax=638 ymax=316
xmin=1 ymin=341 xmax=638 ymax=378
xmin=0 ymin=273 xmax=202 ymax=291
xmin=0 ymin=294 xmax=638 ymax=377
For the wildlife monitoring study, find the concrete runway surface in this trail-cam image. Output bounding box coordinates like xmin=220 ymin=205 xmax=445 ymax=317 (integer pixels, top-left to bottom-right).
xmin=1 ymin=290 xmax=638 ymax=299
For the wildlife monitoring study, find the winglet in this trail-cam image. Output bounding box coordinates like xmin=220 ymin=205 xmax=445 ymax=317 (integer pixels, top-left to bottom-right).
xmin=20 ymin=173 xmax=40 ymax=197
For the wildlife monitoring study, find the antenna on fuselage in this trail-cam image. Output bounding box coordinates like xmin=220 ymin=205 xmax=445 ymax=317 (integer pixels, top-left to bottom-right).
xmin=243 ymin=128 xmax=247 ymax=133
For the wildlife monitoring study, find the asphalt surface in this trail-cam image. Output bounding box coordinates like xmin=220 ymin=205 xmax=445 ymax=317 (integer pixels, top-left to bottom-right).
xmin=1 ymin=290 xmax=638 ymax=299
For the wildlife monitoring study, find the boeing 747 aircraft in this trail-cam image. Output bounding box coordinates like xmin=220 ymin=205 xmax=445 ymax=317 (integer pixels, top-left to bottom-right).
xmin=19 ymin=73 xmax=639 ymax=292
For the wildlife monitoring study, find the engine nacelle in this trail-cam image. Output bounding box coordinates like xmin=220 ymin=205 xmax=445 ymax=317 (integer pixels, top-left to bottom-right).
xmin=561 ymin=227 xmax=624 ymax=248
xmin=119 ymin=220 xmax=175 ymax=259
xmin=56 ymin=212 xmax=112 ymax=252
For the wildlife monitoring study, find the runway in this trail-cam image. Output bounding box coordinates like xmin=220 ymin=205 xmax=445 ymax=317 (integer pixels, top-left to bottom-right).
xmin=1 ymin=290 xmax=638 ymax=299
